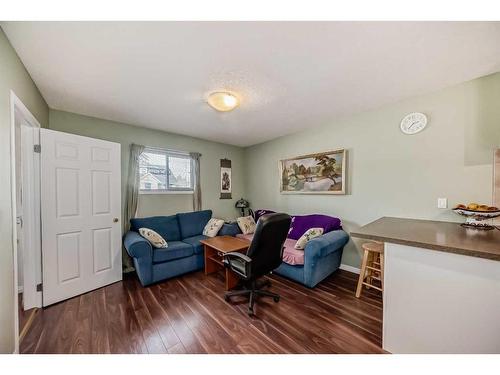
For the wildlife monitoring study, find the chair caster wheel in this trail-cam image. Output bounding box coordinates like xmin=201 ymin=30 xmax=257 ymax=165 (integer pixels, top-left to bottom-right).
xmin=247 ymin=308 xmax=254 ymax=316
xmin=224 ymin=295 xmax=230 ymax=302
xmin=273 ymin=296 xmax=280 ymax=303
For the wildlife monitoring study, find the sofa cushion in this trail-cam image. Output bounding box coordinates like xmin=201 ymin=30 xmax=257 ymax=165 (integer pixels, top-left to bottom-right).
xmin=236 ymin=234 xmax=304 ymax=266
xmin=177 ymin=210 xmax=212 ymax=239
xmin=131 ymin=215 xmax=181 ymax=241
xmin=219 ymin=222 xmax=241 ymax=236
xmin=295 ymin=228 xmax=324 ymax=249
xmin=138 ymin=227 xmax=168 ymax=248
xmin=288 ymin=214 xmax=342 ymax=240
xmin=236 ymin=215 xmax=256 ymax=234
xmin=182 ymin=234 xmax=208 ymax=254
xmin=153 ymin=241 xmax=193 ymax=263
xmin=281 ymin=238 xmax=304 ymax=265
xmin=203 ymin=218 xmax=225 ymax=237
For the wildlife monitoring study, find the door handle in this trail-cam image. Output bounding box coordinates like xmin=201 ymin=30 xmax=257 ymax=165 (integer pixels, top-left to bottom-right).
xmin=113 ymin=218 xmax=119 ymax=223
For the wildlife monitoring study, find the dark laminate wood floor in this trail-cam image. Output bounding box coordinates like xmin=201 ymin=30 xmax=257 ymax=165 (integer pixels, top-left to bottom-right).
xmin=19 ymin=294 xmax=30 ymax=332
xmin=21 ymin=269 xmax=383 ymax=354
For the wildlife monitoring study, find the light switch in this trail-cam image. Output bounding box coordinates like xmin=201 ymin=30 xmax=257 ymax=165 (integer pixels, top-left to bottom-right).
xmin=437 ymin=198 xmax=448 ymax=209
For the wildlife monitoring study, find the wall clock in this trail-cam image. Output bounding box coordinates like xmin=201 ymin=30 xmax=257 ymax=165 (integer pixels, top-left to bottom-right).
xmin=400 ymin=112 xmax=427 ymax=135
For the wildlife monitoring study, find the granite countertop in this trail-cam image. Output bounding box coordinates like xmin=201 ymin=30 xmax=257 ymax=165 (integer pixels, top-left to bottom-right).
xmin=350 ymin=217 xmax=500 ymax=261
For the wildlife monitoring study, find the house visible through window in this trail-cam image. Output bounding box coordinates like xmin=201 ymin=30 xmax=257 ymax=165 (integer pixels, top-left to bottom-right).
xmin=139 ymin=148 xmax=193 ymax=193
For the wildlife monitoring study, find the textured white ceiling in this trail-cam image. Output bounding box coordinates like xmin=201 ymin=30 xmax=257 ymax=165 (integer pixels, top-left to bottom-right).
xmin=2 ymin=21 xmax=500 ymax=146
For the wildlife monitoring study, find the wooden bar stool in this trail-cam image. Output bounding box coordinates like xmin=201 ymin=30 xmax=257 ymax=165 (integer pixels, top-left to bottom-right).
xmin=355 ymin=241 xmax=384 ymax=298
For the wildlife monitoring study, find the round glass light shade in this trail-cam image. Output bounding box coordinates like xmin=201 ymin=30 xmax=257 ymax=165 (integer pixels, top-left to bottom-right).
xmin=207 ymin=92 xmax=239 ymax=112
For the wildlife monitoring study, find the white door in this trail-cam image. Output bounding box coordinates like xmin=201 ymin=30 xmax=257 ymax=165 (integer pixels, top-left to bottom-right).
xmin=41 ymin=129 xmax=122 ymax=306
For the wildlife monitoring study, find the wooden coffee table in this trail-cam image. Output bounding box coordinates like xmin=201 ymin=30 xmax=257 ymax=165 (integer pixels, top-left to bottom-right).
xmin=200 ymin=235 xmax=250 ymax=290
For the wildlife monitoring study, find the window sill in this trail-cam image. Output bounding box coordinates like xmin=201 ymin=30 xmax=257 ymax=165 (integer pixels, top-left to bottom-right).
xmin=139 ymin=190 xmax=194 ymax=195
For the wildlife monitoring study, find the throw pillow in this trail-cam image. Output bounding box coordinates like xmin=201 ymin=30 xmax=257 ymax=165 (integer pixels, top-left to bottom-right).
xmin=203 ymin=218 xmax=225 ymax=237
xmin=237 ymin=215 xmax=257 ymax=235
xmin=138 ymin=227 xmax=168 ymax=248
xmin=294 ymin=228 xmax=324 ymax=250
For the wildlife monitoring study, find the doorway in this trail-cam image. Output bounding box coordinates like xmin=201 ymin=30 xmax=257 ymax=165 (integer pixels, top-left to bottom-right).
xmin=10 ymin=91 xmax=42 ymax=353
xmin=11 ymin=92 xmax=123 ymax=353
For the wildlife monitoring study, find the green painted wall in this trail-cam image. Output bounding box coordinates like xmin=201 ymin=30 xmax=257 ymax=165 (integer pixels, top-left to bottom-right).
xmin=0 ymin=28 xmax=49 ymax=353
xmin=244 ymin=73 xmax=500 ymax=268
xmin=49 ymin=110 xmax=246 ymax=222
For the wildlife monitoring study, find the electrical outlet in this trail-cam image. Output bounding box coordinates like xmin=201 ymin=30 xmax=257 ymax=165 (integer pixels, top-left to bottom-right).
xmin=437 ymin=198 xmax=448 ymax=209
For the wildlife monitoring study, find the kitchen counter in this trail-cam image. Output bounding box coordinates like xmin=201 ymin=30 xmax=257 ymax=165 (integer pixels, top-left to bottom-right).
xmin=351 ymin=216 xmax=500 ymax=354
xmin=351 ymin=216 xmax=500 ymax=261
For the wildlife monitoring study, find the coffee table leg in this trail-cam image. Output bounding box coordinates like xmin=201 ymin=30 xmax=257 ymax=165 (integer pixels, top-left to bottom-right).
xmin=204 ymin=245 xmax=217 ymax=275
xmin=225 ymin=269 xmax=240 ymax=290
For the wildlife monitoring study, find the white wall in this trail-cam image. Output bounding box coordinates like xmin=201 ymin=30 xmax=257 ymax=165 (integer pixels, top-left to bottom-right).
xmin=49 ymin=110 xmax=247 ymax=222
xmin=244 ymin=73 xmax=500 ymax=267
xmin=0 ymin=28 xmax=49 ymax=353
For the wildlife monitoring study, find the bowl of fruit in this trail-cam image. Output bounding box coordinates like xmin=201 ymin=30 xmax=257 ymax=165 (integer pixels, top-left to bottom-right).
xmin=453 ymin=203 xmax=500 ymax=230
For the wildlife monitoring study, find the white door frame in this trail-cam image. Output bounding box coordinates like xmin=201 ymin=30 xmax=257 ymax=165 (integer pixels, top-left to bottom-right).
xmin=20 ymin=124 xmax=42 ymax=309
xmin=10 ymin=91 xmax=42 ymax=354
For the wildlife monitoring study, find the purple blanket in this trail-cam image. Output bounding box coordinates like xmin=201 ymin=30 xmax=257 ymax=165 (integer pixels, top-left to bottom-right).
xmin=288 ymin=214 xmax=342 ymax=240
xmin=252 ymin=209 xmax=342 ymax=240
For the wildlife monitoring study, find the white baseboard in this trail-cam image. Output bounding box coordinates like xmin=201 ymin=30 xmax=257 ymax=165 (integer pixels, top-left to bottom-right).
xmin=339 ymin=264 xmax=360 ymax=274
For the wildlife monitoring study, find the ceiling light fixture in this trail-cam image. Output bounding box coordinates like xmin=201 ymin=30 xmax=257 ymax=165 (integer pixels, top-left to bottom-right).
xmin=207 ymin=91 xmax=240 ymax=112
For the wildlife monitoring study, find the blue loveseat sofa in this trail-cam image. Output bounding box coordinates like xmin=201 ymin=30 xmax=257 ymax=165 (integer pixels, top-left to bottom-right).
xmin=123 ymin=209 xmax=238 ymax=286
xmin=232 ymin=210 xmax=349 ymax=288
xmin=233 ymin=227 xmax=349 ymax=288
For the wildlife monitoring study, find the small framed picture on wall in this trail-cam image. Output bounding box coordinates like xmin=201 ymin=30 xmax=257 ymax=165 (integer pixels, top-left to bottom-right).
xmin=220 ymin=158 xmax=232 ymax=199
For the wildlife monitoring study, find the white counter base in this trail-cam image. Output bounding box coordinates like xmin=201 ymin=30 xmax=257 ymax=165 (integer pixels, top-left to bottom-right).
xmin=383 ymin=242 xmax=500 ymax=354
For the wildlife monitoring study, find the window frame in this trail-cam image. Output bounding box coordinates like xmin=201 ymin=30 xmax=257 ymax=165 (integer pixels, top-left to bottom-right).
xmin=138 ymin=147 xmax=194 ymax=195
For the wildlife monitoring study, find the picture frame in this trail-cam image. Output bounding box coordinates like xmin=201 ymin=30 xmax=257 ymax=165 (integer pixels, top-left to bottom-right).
xmin=279 ymin=149 xmax=346 ymax=195
xmin=221 ymin=167 xmax=231 ymax=192
xmin=220 ymin=158 xmax=232 ymax=199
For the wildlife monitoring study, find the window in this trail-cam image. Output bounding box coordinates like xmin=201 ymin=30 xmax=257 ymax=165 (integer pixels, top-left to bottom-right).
xmin=139 ymin=148 xmax=194 ymax=193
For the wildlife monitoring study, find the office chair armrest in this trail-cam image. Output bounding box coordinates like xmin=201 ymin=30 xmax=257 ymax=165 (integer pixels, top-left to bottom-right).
xmin=224 ymin=252 xmax=252 ymax=263
xmin=223 ymin=252 xmax=252 ymax=279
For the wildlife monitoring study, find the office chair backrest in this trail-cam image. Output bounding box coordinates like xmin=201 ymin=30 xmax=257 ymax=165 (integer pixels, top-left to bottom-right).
xmin=246 ymin=213 xmax=292 ymax=276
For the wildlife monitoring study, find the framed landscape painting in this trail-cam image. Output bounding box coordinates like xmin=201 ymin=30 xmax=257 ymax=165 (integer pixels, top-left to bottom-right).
xmin=280 ymin=149 xmax=346 ymax=194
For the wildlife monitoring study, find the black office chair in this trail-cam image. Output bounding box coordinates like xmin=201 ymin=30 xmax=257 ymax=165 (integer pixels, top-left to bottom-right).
xmin=223 ymin=213 xmax=291 ymax=315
